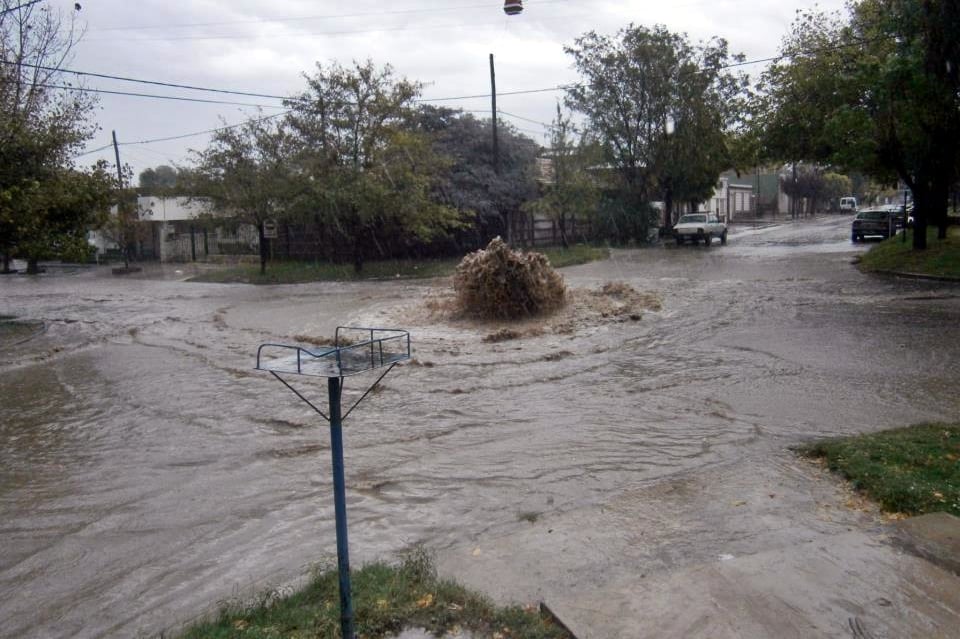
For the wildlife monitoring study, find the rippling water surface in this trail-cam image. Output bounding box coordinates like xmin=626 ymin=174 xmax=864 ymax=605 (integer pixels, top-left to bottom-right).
xmin=1 ymin=218 xmax=958 ymax=638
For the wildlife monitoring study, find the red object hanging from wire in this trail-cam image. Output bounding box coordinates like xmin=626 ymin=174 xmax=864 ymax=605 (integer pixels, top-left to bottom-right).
xmin=503 ymin=0 xmax=523 ymax=15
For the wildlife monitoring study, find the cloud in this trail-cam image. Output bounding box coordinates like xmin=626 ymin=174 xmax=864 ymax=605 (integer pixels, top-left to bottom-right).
xmin=68 ymin=0 xmax=847 ymax=175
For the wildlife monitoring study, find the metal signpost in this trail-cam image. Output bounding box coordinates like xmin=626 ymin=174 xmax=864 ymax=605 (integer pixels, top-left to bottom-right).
xmin=262 ymin=219 xmax=278 ymax=239
xmin=256 ymin=327 xmax=410 ymax=639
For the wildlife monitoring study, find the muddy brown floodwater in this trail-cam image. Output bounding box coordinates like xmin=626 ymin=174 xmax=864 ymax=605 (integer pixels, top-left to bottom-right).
xmin=1 ymin=217 xmax=958 ymax=638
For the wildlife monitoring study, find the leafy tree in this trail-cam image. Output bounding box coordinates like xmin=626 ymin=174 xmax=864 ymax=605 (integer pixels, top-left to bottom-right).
xmin=780 ymin=165 xmax=851 ymax=215
xmin=565 ymin=24 xmax=746 ymax=237
xmin=656 ymin=38 xmax=748 ymax=225
xmin=189 ymin=114 xmax=293 ymax=275
xmin=755 ymin=0 xmax=960 ymax=249
xmin=0 ymin=0 xmax=111 ymax=273
xmin=138 ymin=165 xmax=181 ymax=195
xmin=285 ymin=61 xmax=463 ymax=270
xmin=411 ymin=105 xmax=539 ymax=249
xmin=522 ymin=104 xmax=601 ymax=247
xmin=98 ymin=164 xmax=152 ymax=270
xmin=9 ymin=161 xmax=114 ymax=271
xmin=823 ymin=172 xmax=853 ymax=210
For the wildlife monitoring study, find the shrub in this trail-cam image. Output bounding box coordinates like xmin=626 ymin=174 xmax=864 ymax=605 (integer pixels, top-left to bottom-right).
xmin=454 ymin=237 xmax=566 ymax=319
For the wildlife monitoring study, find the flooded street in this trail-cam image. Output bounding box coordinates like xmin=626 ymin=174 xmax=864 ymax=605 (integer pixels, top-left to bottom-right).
xmin=2 ymin=216 xmax=959 ymax=638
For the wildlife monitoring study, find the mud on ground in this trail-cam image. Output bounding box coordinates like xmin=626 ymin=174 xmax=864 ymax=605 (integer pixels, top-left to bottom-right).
xmin=396 ymin=281 xmax=663 ymax=344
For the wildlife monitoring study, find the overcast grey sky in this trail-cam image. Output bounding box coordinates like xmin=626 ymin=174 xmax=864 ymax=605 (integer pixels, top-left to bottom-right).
xmin=64 ymin=0 xmax=847 ymax=182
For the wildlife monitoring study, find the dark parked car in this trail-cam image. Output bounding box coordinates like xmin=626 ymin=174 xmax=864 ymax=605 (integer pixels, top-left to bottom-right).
xmin=851 ymin=209 xmax=898 ymax=242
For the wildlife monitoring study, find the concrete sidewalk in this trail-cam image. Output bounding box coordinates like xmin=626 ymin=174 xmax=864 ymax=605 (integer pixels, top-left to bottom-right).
xmin=438 ymin=452 xmax=960 ymax=638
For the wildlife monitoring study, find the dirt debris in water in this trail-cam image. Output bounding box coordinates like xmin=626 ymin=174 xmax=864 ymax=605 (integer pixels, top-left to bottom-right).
xmin=482 ymin=328 xmax=522 ymax=343
xmin=404 ymin=281 xmax=662 ymax=342
xmin=453 ymin=237 xmax=566 ymax=319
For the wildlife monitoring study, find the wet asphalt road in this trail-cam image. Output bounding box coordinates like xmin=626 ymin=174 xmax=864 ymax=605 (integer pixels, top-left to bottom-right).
xmin=1 ymin=216 xmax=958 ymax=638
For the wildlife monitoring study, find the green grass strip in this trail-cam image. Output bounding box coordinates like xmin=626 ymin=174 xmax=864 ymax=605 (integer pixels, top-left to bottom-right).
xmin=178 ymin=549 xmax=572 ymax=639
xmin=801 ymin=423 xmax=960 ymax=516
xmin=859 ymin=226 xmax=960 ymax=279
xmin=188 ymin=245 xmax=609 ymax=285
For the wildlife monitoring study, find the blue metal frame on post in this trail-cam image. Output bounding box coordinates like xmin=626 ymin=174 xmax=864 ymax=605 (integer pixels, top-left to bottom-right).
xmin=328 ymin=375 xmax=354 ymax=638
xmin=255 ymin=327 xmax=410 ymax=639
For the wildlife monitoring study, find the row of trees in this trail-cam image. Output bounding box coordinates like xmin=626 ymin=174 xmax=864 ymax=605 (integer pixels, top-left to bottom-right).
xmin=5 ymin=0 xmax=957 ymax=272
xmin=183 ymin=66 xmax=541 ymax=274
xmin=179 ymin=24 xmax=747 ymax=272
xmin=780 ymin=167 xmax=853 ymax=217
xmin=753 ymin=0 xmax=960 ymax=249
xmin=564 ymin=26 xmax=747 ymax=237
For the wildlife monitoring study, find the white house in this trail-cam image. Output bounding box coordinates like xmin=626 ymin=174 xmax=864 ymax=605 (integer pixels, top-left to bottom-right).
xmin=90 ymin=196 xmax=258 ymax=262
xmin=702 ymin=176 xmax=754 ymax=221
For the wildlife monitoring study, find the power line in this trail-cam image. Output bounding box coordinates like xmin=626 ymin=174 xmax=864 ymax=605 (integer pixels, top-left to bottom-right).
xmin=13 ymin=13 xmax=892 ymax=113
xmin=512 ymin=125 xmax=549 ymax=137
xmin=2 ymin=58 xmax=566 ymax=106
xmin=85 ymin=0 xmax=574 ymax=33
xmin=36 ymin=83 xmax=288 ymax=108
xmin=55 ymin=33 xmax=901 ymax=158
xmin=75 ymin=143 xmax=114 ymax=158
xmin=121 ymin=112 xmax=288 ymax=146
xmin=124 ymin=144 xmax=176 ymax=160
xmin=423 ymin=85 xmax=573 ymax=102
xmin=76 ymin=111 xmax=289 ymax=160
xmin=498 ymin=109 xmax=551 ymax=127
xmin=0 ymin=58 xmax=294 ymax=101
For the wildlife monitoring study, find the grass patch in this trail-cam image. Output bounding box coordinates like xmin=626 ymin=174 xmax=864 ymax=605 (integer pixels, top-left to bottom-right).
xmin=178 ymin=548 xmax=572 ymax=639
xmin=801 ymin=423 xmax=960 ymax=517
xmin=189 ymin=259 xmax=459 ymax=284
xmin=188 ymin=246 xmax=609 ymax=285
xmin=539 ymin=245 xmax=609 ymax=268
xmin=859 ymin=226 xmax=960 ymax=279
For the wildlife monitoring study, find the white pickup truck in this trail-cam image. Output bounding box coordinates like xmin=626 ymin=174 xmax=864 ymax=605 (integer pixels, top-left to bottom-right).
xmin=672 ymin=213 xmax=727 ymax=246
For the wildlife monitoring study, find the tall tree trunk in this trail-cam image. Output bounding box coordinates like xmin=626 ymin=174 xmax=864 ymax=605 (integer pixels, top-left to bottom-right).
xmin=791 ymin=163 xmax=798 ymax=220
xmin=353 ymin=234 xmax=364 ymax=273
xmin=26 ymin=258 xmax=40 ymax=275
xmin=559 ymin=211 xmax=569 ymax=249
xmin=912 ymin=184 xmax=929 ymax=250
xmin=664 ymin=186 xmax=674 ymax=233
xmin=258 ymin=222 xmax=268 ymax=275
xmin=1 ymin=252 xmax=11 ymax=273
xmin=934 ymin=178 xmax=949 ymax=240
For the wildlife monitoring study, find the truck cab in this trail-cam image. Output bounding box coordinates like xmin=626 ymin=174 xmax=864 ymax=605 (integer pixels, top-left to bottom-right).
xmin=673 ymin=213 xmax=727 ymax=246
xmin=840 ymin=197 xmax=858 ymax=213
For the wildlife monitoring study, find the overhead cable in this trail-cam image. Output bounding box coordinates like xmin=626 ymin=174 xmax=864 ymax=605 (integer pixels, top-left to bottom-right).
xmin=35 ymin=83 xmax=288 ymax=108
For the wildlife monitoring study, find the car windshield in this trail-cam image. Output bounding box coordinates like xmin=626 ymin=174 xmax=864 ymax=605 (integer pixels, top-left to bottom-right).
xmin=856 ymin=211 xmax=888 ymax=221
xmin=677 ymin=214 xmax=706 ymax=224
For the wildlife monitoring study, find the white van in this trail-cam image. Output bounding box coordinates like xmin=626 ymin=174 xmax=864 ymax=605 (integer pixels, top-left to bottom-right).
xmin=839 ymin=197 xmax=858 ymax=213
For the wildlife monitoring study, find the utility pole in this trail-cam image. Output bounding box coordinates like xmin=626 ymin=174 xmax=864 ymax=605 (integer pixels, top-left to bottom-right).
xmin=791 ymin=162 xmax=798 ymax=220
xmin=490 ymin=53 xmax=507 ymax=243
xmin=111 ymin=130 xmax=123 ymax=185
xmin=490 ymin=53 xmax=499 ymax=176
xmin=112 ymin=130 xmax=130 ymax=268
xmin=902 ymin=186 xmax=908 ymax=243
